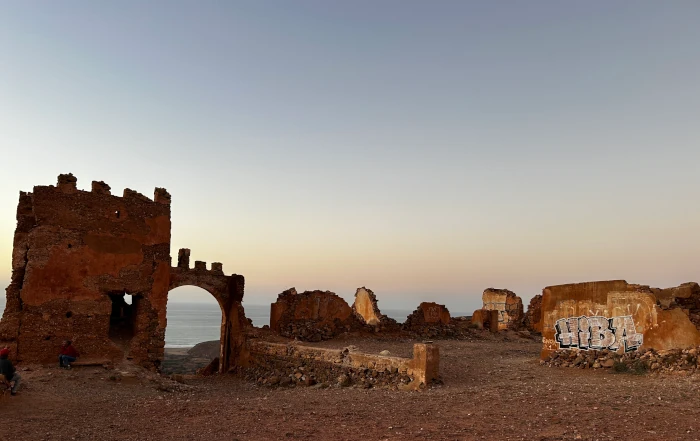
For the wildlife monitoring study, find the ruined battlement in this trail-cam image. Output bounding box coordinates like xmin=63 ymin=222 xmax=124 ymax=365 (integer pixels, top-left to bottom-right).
xmin=46 ymin=173 xmax=171 ymax=205
xmin=169 ymin=250 xmax=244 ymax=305
xmin=174 ymin=248 xmax=224 ymax=274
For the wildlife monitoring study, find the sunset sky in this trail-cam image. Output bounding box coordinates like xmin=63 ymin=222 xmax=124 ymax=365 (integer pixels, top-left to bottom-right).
xmin=1 ymin=2 xmax=699 ymax=314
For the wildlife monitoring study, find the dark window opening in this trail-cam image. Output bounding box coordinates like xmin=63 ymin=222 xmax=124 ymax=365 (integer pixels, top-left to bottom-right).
xmin=67 ymin=243 xmax=72 ymax=249
xmin=109 ymin=292 xmax=140 ymax=347
xmin=115 ymin=210 xmax=120 ymax=219
xmin=66 ymin=311 xmax=73 ymax=318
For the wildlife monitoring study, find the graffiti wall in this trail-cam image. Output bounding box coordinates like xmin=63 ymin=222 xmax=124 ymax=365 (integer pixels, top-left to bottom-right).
xmin=540 ymin=281 xmax=700 ymax=359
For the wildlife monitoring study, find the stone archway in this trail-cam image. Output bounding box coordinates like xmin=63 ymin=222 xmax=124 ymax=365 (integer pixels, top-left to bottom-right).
xmin=168 ymin=249 xmax=248 ymax=373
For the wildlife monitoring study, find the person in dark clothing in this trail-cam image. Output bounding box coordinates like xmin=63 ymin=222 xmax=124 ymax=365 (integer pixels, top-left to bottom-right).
xmin=59 ymin=340 xmax=79 ymax=369
xmin=0 ymin=347 xmax=21 ymax=395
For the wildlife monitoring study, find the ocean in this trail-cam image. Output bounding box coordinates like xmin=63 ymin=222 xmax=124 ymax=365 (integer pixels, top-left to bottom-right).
xmin=0 ymin=297 xmax=467 ymax=348
xmin=164 ymin=302 xmax=418 ymax=347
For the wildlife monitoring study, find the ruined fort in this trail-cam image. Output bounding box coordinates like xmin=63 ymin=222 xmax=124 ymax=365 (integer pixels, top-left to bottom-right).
xmin=2 ymin=175 xmax=700 ymax=390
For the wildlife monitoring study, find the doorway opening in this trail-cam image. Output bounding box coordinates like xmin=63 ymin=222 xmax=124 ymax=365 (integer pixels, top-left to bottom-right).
xmin=109 ymin=292 xmax=140 ymax=347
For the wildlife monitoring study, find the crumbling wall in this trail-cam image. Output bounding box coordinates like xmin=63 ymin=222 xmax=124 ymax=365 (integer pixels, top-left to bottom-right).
xmin=0 ymin=174 xmax=172 ymax=368
xmin=351 ymin=287 xmax=399 ymax=330
xmin=482 ymin=288 xmax=524 ymax=330
xmin=523 ymin=294 xmax=542 ymax=334
xmin=652 ymin=282 xmax=700 ymax=326
xmin=470 ymin=309 xmax=499 ymax=332
xmin=270 ymin=288 xmax=362 ymax=341
xmin=403 ymin=302 xmax=454 ymax=337
xmin=540 ymin=280 xmax=700 ymax=359
xmin=242 ymin=341 xmax=439 ymax=390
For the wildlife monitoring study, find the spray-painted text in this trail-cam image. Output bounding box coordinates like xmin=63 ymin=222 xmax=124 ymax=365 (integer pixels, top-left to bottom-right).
xmin=554 ymin=315 xmax=643 ymax=353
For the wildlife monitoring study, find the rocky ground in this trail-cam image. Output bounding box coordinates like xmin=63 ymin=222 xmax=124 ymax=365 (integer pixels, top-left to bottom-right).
xmin=4 ymin=331 xmax=700 ymax=441
xmin=161 ymin=345 xmax=218 ymax=375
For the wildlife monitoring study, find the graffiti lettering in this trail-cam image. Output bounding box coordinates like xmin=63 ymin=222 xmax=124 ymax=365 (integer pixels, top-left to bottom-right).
xmin=554 ymin=315 xmax=643 ymax=353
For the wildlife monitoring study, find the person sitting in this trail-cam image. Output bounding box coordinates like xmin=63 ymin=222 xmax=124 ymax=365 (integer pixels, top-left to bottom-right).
xmin=59 ymin=340 xmax=79 ymax=369
xmin=0 ymin=347 xmax=21 ymax=396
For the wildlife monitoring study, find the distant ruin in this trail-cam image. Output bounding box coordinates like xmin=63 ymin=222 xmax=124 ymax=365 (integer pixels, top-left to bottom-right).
xmin=352 ymin=287 xmax=399 ymax=330
xmin=0 ymin=174 xmax=248 ymax=372
xmin=481 ymin=288 xmax=524 ymax=330
xmin=270 ymin=288 xmax=363 ymax=341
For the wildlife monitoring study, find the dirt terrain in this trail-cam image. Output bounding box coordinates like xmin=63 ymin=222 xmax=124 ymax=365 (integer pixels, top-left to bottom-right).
xmin=4 ymin=332 xmax=700 ymax=441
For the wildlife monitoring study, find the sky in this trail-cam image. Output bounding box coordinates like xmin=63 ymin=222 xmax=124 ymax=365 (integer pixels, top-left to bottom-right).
xmin=0 ymin=1 xmax=699 ymax=314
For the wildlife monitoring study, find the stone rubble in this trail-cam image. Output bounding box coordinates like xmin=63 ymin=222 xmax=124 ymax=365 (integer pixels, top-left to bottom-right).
xmin=542 ymin=347 xmax=700 ymax=375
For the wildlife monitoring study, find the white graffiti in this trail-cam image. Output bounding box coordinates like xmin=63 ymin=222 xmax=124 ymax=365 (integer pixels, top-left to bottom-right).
xmin=554 ymin=315 xmax=643 ymax=353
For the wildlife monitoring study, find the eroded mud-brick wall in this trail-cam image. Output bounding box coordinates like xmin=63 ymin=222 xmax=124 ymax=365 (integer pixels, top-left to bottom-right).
xmin=523 ymin=294 xmax=542 ymax=334
xmin=270 ymin=288 xmax=363 ymax=341
xmin=351 ymin=287 xmax=399 ymax=330
xmin=0 ymin=174 xmax=172 ymax=368
xmin=540 ymin=280 xmax=700 ymax=359
xmin=403 ymin=302 xmax=455 ymax=337
xmin=482 ymin=288 xmax=524 ymax=330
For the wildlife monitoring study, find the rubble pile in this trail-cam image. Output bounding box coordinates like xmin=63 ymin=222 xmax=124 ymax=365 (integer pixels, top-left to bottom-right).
xmin=403 ymin=302 xmax=455 ymax=338
xmin=242 ymin=360 xmax=421 ymax=390
xmin=543 ymin=347 xmax=700 ymax=375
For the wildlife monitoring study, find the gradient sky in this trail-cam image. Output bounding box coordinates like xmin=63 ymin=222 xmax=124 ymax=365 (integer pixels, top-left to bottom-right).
xmin=1 ymin=1 xmax=699 ymax=314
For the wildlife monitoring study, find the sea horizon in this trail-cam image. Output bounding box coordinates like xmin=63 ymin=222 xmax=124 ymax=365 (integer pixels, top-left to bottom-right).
xmin=0 ymin=297 xmax=470 ymax=348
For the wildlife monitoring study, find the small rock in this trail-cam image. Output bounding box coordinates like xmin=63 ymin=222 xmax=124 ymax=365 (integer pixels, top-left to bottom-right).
xmin=337 ymin=374 xmax=351 ymax=387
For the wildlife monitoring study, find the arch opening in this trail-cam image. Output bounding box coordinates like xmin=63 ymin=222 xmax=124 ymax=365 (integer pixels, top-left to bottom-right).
xmin=163 ymin=286 xmax=223 ymax=375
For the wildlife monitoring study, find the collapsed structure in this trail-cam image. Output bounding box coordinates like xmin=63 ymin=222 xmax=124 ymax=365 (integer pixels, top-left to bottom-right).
xmin=270 ymin=289 xmax=458 ymax=339
xmin=479 ymin=288 xmax=524 ymax=330
xmin=352 ymin=287 xmax=399 ymax=330
xmin=0 ymin=175 xmax=248 ymax=372
xmin=537 ymin=280 xmax=700 ymax=359
xmin=270 ymin=288 xmax=364 ymax=341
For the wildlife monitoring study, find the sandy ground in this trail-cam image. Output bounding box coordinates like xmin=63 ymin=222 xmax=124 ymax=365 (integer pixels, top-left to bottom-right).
xmin=4 ymin=332 xmax=700 ymax=441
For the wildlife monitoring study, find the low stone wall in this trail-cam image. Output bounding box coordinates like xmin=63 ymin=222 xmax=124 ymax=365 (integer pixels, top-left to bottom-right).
xmin=242 ymin=341 xmax=440 ymax=390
